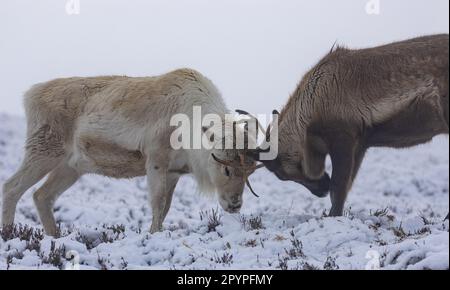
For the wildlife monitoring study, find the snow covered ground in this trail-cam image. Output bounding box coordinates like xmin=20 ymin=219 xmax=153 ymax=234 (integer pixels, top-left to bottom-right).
xmin=0 ymin=113 xmax=448 ymax=270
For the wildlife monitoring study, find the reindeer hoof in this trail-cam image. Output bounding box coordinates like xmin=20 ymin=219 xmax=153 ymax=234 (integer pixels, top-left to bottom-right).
xmin=150 ymin=225 xmax=163 ymax=234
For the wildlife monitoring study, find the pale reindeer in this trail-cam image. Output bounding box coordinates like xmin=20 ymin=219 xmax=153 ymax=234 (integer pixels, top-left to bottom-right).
xmin=1 ymin=68 xmax=260 ymax=236
xmin=245 ymin=34 xmax=449 ymax=218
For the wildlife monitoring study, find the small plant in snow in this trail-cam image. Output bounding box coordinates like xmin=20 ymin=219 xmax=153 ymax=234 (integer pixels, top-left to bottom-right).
xmin=40 ymin=241 xmax=66 ymax=269
xmin=419 ymin=213 xmax=435 ymax=226
xmin=120 ymin=257 xmax=129 ymax=270
xmin=343 ymin=207 xmax=355 ymax=220
xmin=371 ymin=207 xmax=395 ymax=222
xmin=97 ymin=253 xmax=111 ymax=270
xmin=277 ymin=254 xmax=289 ymax=270
xmin=212 ymin=252 xmax=234 ymax=266
xmin=5 ymin=251 xmax=24 ymax=270
xmin=371 ymin=207 xmax=389 ymax=217
xmin=100 ymin=224 xmax=127 ymax=243
xmin=0 ymin=224 xmax=44 ymax=242
xmin=301 ymin=261 xmax=320 ymax=270
xmin=276 ymin=231 xmax=307 ymax=270
xmin=323 ymin=256 xmax=339 ymax=270
xmin=6 ymin=255 xmax=13 ymax=270
xmin=1 ymin=224 xmax=44 ymax=254
xmin=76 ymin=232 xmax=98 ymax=250
xmin=105 ymin=224 xmax=126 ymax=235
xmin=284 ymin=231 xmax=305 ymax=259
xmin=392 ymin=223 xmax=408 ymax=240
xmin=200 ymin=208 xmax=222 ymax=233
xmin=240 ymin=215 xmax=264 ymax=231
xmin=244 ymin=239 xmax=258 ymax=248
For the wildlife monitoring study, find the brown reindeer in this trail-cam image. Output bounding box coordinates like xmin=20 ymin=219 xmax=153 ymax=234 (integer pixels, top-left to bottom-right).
xmin=246 ymin=34 xmax=449 ymax=217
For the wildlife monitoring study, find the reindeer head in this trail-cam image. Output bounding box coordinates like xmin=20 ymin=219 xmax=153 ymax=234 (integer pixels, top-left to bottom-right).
xmin=239 ymin=109 xmax=331 ymax=198
xmin=209 ymin=150 xmax=262 ymax=213
xmin=205 ymin=121 xmax=263 ymax=213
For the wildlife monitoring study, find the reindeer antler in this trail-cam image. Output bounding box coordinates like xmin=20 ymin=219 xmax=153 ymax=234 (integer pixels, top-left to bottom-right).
xmin=211 ymin=153 xmax=234 ymax=167
xmin=235 ymin=110 xmax=267 ymax=137
xmin=239 ymin=153 xmax=260 ymax=198
xmin=211 ymin=153 xmax=263 ymax=198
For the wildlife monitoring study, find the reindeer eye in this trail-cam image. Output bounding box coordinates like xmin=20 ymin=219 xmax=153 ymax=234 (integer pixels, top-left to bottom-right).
xmin=224 ymin=167 xmax=231 ymax=177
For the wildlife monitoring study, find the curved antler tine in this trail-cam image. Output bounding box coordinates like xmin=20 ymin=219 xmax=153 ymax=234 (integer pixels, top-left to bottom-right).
xmin=235 ymin=110 xmax=267 ymax=137
xmin=240 ymin=153 xmax=260 ymax=197
xmin=246 ymin=179 xmax=259 ymax=198
xmin=235 ymin=109 xmax=250 ymax=115
xmin=211 ymin=153 xmax=234 ymax=167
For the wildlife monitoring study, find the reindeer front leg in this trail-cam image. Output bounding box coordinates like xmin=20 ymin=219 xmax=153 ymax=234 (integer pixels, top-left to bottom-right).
xmin=146 ymin=159 xmax=180 ymax=234
xmin=328 ymin=133 xmax=359 ymax=217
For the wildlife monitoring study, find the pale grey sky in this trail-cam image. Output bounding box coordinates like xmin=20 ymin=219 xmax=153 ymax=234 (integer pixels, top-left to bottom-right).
xmin=0 ymin=0 xmax=448 ymax=116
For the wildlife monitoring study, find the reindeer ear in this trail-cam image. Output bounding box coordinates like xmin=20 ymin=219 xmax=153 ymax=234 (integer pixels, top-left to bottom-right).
xmin=202 ymin=126 xmax=215 ymax=143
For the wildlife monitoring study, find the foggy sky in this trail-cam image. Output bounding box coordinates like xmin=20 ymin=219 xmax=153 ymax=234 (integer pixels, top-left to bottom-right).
xmin=0 ymin=0 xmax=449 ymax=116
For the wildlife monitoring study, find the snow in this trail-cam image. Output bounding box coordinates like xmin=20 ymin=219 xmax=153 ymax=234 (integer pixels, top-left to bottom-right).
xmin=0 ymin=112 xmax=448 ymax=270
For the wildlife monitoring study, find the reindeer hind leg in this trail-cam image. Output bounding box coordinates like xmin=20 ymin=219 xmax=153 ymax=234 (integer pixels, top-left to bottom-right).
xmin=33 ymin=163 xmax=79 ymax=236
xmin=2 ymin=125 xmax=65 ymax=228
